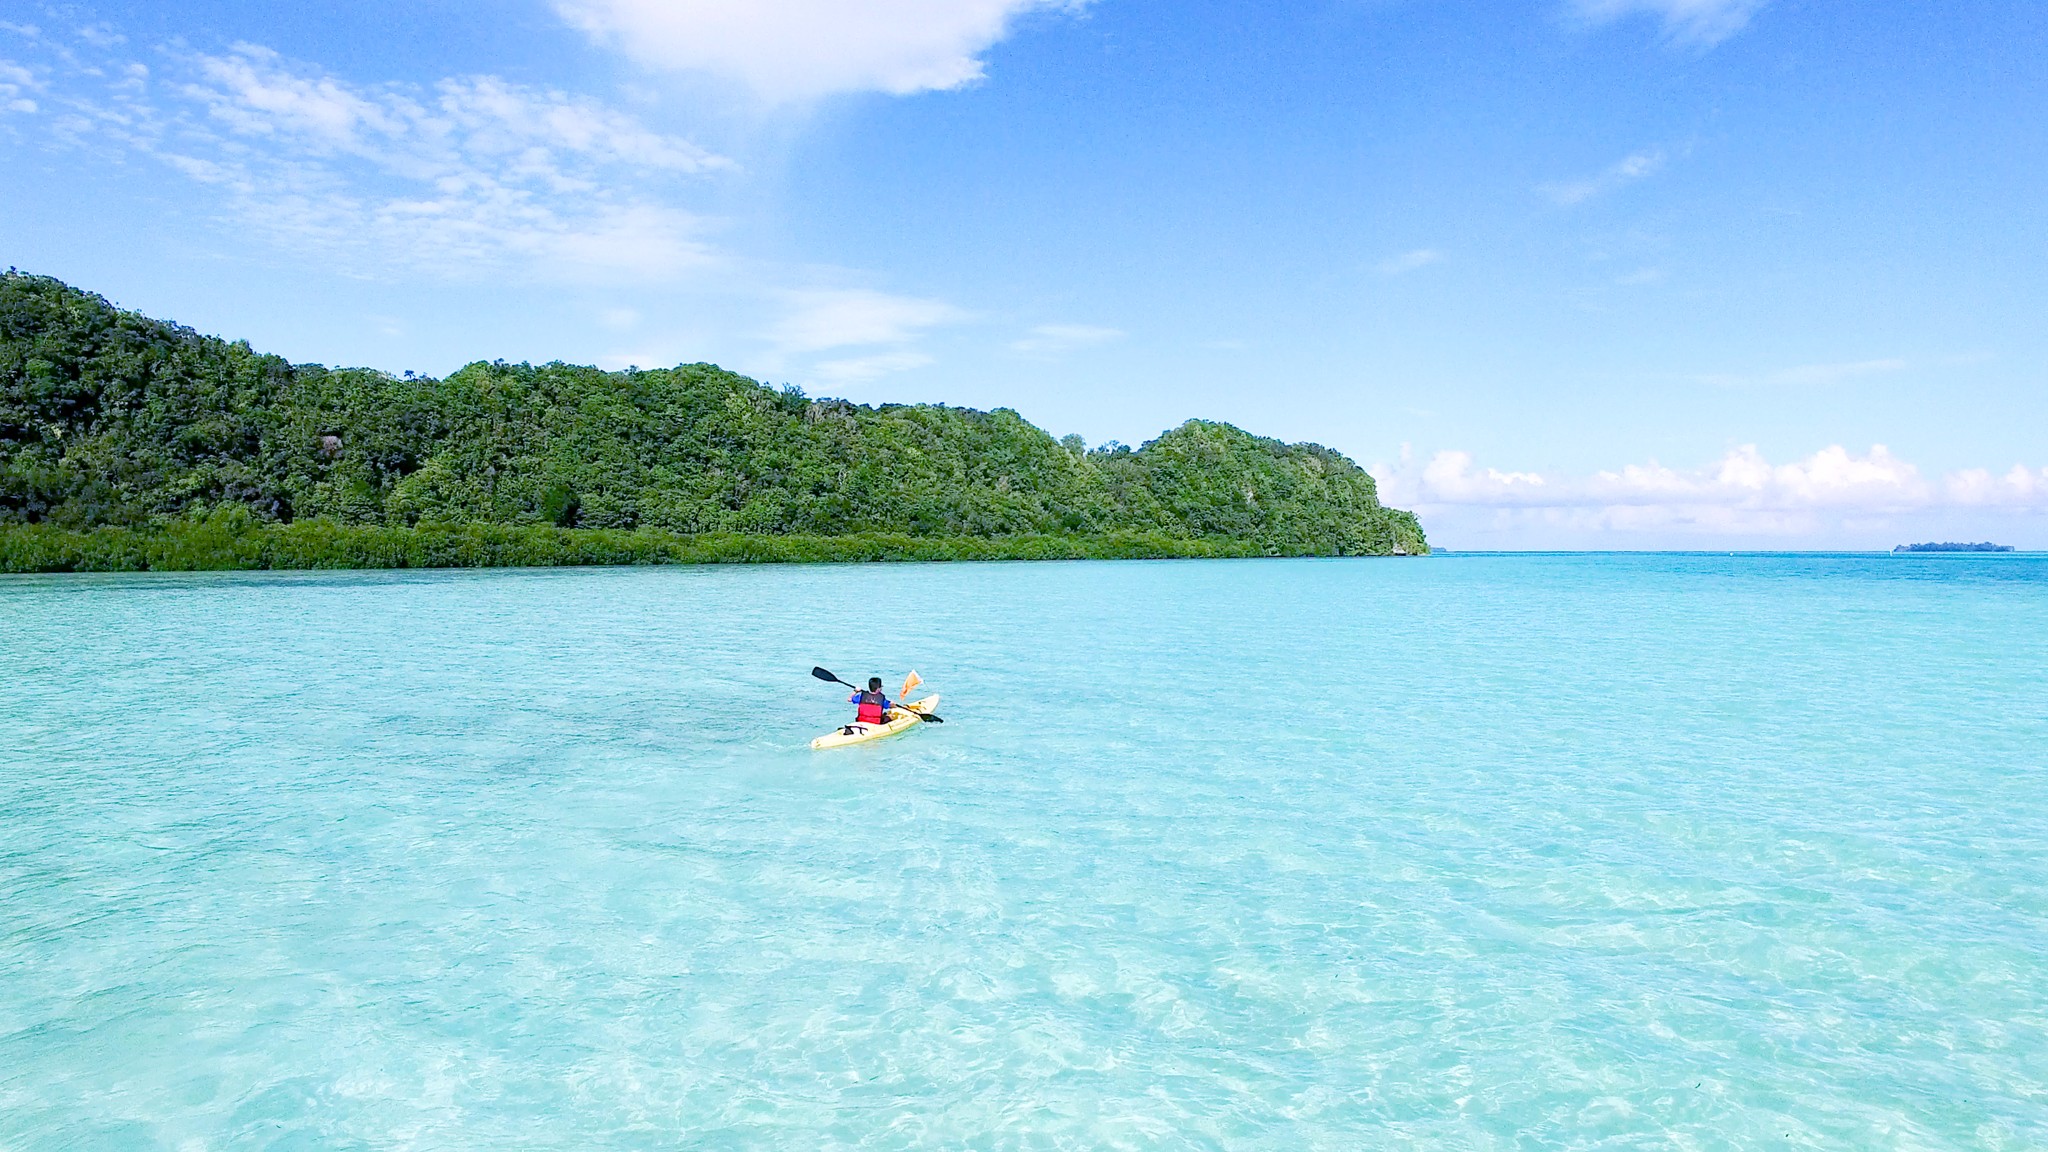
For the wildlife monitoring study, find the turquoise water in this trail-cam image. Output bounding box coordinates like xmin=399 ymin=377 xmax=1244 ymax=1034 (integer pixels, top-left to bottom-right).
xmin=2 ymin=554 xmax=2045 ymax=1149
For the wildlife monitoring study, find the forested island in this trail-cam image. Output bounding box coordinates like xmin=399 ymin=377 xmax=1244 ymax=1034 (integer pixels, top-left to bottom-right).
xmin=0 ymin=271 xmax=1425 ymax=571
xmin=1892 ymin=542 xmax=2015 ymax=553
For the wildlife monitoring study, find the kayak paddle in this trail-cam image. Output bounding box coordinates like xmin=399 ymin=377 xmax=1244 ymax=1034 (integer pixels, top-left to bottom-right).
xmin=811 ymin=666 xmax=943 ymax=723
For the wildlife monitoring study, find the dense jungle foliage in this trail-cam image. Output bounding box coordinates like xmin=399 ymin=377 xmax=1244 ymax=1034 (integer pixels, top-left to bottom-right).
xmin=0 ymin=271 xmax=1427 ymax=566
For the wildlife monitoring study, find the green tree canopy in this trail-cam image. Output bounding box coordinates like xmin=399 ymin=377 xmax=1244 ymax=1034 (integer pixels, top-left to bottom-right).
xmin=1 ymin=271 xmax=1426 ymax=555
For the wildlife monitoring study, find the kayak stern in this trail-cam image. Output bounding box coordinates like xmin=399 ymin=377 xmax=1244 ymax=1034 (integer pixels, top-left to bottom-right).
xmin=809 ymin=695 xmax=940 ymax=750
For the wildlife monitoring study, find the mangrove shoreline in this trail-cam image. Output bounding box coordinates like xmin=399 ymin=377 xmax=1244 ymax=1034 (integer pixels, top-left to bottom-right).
xmin=0 ymin=516 xmax=1337 ymax=573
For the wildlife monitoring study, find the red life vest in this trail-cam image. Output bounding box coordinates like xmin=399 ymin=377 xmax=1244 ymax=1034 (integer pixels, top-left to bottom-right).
xmin=856 ymin=692 xmax=889 ymax=725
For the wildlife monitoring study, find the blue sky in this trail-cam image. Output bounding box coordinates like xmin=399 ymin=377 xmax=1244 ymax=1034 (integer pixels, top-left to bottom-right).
xmin=3 ymin=0 xmax=2045 ymax=547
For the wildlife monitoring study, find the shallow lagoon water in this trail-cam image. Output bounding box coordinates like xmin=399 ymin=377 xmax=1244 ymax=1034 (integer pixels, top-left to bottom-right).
xmin=2 ymin=554 xmax=2045 ymax=1149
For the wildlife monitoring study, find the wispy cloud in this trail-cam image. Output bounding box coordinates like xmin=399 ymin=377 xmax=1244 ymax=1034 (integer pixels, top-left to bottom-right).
xmin=813 ymin=350 xmax=936 ymax=384
xmin=1572 ymin=0 xmax=1768 ymax=47
xmin=1373 ymin=443 xmax=2048 ymax=539
xmin=1696 ymin=358 xmax=1908 ymax=389
xmin=1541 ymin=148 xmax=1664 ymax=205
xmin=768 ymin=288 xmax=966 ymax=354
xmin=596 ymin=306 xmax=641 ymax=331
xmin=75 ymin=22 xmax=125 ymax=49
xmin=1377 ymin=248 xmax=1443 ymax=276
xmin=746 ymin=287 xmax=969 ymax=384
xmin=1010 ymin=323 xmax=1123 ymax=355
xmin=554 ymin=0 xmax=1089 ymax=103
xmin=0 ymin=58 xmax=42 ymax=114
xmin=13 ymin=36 xmax=728 ymax=281
xmin=12 ymin=23 xmax=987 ymax=384
xmin=182 ymin=46 xmax=727 ymax=174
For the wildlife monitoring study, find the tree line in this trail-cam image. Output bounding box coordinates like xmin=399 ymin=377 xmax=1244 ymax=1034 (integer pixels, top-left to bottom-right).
xmin=1 ymin=271 xmax=1427 ymax=560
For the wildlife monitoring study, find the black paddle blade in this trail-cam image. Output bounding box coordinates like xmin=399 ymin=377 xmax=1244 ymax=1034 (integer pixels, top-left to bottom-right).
xmin=811 ymin=666 xmax=838 ymax=683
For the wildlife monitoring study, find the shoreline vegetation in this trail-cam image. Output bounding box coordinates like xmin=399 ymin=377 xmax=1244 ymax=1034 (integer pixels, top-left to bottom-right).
xmin=1 ymin=271 xmax=1427 ymax=572
xmin=0 ymin=515 xmax=1277 ymax=574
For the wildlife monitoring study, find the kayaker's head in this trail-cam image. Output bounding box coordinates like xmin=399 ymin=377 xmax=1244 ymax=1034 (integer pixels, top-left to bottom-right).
xmin=867 ymin=677 xmax=883 ymax=692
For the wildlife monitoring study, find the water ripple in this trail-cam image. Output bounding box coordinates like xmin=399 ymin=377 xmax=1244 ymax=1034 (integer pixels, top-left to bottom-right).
xmin=2 ymin=556 xmax=2045 ymax=1148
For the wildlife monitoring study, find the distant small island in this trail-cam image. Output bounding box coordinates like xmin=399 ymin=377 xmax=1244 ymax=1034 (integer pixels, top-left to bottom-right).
xmin=1892 ymin=542 xmax=2016 ymax=553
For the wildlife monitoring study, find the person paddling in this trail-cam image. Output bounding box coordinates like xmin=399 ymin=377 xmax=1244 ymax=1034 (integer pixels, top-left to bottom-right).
xmin=849 ymin=677 xmax=894 ymax=726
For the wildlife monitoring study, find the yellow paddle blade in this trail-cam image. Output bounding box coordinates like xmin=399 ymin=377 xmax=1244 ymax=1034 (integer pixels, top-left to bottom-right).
xmin=900 ymin=670 xmax=923 ymax=697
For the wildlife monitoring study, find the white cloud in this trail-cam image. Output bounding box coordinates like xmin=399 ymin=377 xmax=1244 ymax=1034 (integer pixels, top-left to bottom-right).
xmin=1946 ymin=465 xmax=2048 ymax=508
xmin=1572 ymin=0 xmax=1767 ymax=46
xmin=1541 ymin=148 xmax=1664 ymax=205
xmin=17 ymin=24 xmax=989 ymax=383
xmin=1374 ymin=443 xmax=2048 ymax=541
xmin=768 ymin=288 xmax=965 ymax=353
xmin=757 ymin=287 xmax=968 ymax=384
xmin=1010 ymin=323 xmax=1123 ymax=355
xmin=25 ymin=39 xmax=728 ymax=281
xmin=178 ymin=45 xmax=729 ymax=176
xmin=1377 ymin=248 xmax=1443 ymax=276
xmin=1412 ymin=450 xmax=1550 ymax=504
xmin=553 ymin=0 xmax=1086 ymax=103
xmin=1696 ymin=358 xmax=1907 ymax=388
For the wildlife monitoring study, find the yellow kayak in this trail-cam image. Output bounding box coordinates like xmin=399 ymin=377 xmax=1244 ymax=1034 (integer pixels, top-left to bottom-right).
xmin=810 ymin=695 xmax=941 ymax=750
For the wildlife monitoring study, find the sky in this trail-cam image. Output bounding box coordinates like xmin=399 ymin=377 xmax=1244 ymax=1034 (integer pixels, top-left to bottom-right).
xmin=2 ymin=0 xmax=2045 ymax=549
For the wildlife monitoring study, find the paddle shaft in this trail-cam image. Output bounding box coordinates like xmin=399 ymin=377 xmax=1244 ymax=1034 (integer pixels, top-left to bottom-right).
xmin=812 ymin=666 xmax=942 ymax=723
